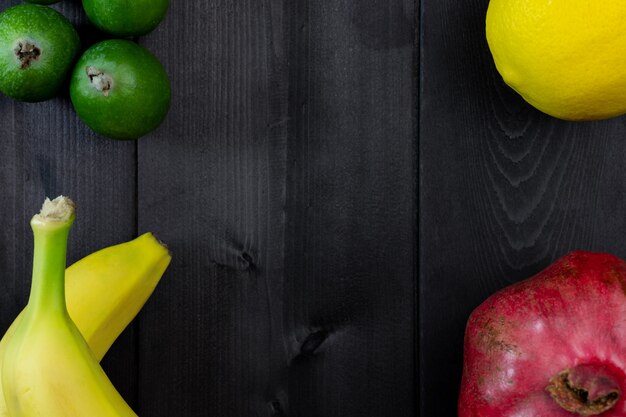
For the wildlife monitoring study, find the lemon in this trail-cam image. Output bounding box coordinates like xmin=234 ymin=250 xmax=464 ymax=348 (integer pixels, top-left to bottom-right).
xmin=486 ymin=0 xmax=626 ymax=121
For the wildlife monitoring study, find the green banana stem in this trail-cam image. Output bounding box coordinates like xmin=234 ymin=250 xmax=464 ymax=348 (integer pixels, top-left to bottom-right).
xmin=27 ymin=197 xmax=75 ymax=314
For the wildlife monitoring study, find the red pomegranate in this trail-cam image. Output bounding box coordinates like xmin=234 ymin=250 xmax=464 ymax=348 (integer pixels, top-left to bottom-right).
xmin=459 ymin=251 xmax=626 ymax=417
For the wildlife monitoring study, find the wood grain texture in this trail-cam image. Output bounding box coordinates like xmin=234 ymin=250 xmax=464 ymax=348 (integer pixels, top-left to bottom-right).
xmin=137 ymin=1 xmax=290 ymax=414
xmin=284 ymin=1 xmax=415 ymax=417
xmin=138 ymin=0 xmax=416 ymax=416
xmin=420 ymin=0 xmax=626 ymax=416
xmin=0 ymin=0 xmax=138 ymax=406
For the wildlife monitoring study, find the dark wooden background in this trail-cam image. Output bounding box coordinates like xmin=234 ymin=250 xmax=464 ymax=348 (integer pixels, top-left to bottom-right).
xmin=0 ymin=0 xmax=417 ymax=416
xmin=9 ymin=0 xmax=620 ymax=416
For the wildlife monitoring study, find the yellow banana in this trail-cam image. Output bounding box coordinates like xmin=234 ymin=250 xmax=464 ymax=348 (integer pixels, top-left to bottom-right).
xmin=0 ymin=231 xmax=170 ymax=417
xmin=1 ymin=196 xmax=170 ymax=416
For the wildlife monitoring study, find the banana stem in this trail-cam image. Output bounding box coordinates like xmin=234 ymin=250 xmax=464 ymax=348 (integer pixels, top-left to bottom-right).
xmin=27 ymin=197 xmax=75 ymax=314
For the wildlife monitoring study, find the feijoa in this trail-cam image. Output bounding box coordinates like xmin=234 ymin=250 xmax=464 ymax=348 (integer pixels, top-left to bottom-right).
xmin=0 ymin=5 xmax=79 ymax=102
xmin=82 ymin=0 xmax=169 ymax=36
xmin=70 ymin=40 xmax=171 ymax=140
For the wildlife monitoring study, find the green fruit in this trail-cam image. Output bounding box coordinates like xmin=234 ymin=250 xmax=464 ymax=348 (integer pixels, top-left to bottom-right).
xmin=82 ymin=0 xmax=169 ymax=36
xmin=70 ymin=40 xmax=171 ymax=141
xmin=0 ymin=5 xmax=79 ymax=102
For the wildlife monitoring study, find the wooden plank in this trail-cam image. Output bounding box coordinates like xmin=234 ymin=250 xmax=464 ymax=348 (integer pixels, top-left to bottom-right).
xmin=137 ymin=1 xmax=291 ymax=414
xmin=0 ymin=1 xmax=138 ymax=407
xmin=419 ymin=1 xmax=626 ymax=416
xmin=138 ymin=0 xmax=416 ymax=416
xmin=283 ymin=1 xmax=415 ymax=416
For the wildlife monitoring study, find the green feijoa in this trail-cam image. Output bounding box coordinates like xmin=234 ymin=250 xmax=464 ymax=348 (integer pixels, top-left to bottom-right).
xmin=70 ymin=40 xmax=171 ymax=141
xmin=0 ymin=5 xmax=79 ymax=102
xmin=82 ymin=0 xmax=169 ymax=37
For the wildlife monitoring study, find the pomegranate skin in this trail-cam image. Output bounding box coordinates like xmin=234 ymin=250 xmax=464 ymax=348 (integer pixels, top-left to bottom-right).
xmin=458 ymin=251 xmax=626 ymax=417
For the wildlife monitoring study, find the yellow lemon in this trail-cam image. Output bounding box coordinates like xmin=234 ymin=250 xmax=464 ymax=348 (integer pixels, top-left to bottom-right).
xmin=486 ymin=0 xmax=626 ymax=121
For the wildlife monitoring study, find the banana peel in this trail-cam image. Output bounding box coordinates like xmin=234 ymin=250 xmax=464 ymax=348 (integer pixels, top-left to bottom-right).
xmin=0 ymin=197 xmax=170 ymax=416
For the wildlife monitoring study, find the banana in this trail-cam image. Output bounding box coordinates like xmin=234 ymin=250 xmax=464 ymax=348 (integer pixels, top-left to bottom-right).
xmin=0 ymin=232 xmax=170 ymax=417
xmin=1 ymin=196 xmax=170 ymax=416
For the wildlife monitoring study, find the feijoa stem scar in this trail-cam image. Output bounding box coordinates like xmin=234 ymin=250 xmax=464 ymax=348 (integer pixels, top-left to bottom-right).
xmin=14 ymin=41 xmax=41 ymax=69
xmin=86 ymin=66 xmax=113 ymax=96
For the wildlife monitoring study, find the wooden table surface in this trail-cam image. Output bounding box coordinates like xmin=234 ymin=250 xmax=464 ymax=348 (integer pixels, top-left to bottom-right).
xmin=0 ymin=0 xmax=416 ymax=416
xmin=7 ymin=0 xmax=616 ymax=416
xmin=9 ymin=0 xmax=616 ymax=416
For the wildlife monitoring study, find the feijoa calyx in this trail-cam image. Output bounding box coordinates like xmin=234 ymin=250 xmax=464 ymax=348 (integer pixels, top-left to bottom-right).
xmin=0 ymin=4 xmax=79 ymax=102
xmin=70 ymin=40 xmax=171 ymax=140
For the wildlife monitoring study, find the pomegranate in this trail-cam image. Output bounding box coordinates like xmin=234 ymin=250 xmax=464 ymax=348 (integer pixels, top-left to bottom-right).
xmin=459 ymin=251 xmax=626 ymax=417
